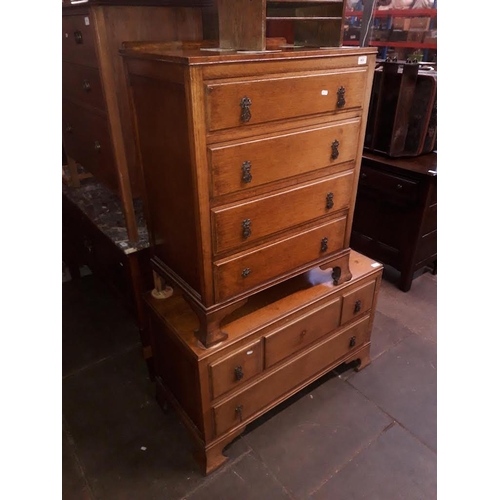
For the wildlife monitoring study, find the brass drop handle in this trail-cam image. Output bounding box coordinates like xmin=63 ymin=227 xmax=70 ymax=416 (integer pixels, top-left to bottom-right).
xmin=326 ymin=192 xmax=334 ymax=210
xmin=234 ymin=366 xmax=244 ymax=381
xmin=65 ymin=124 xmax=73 ymax=133
xmin=74 ymin=30 xmax=83 ymax=44
xmin=337 ymin=86 xmax=346 ymax=108
xmin=331 ymin=140 xmax=340 ymax=160
xmin=321 ymin=237 xmax=328 ymax=253
xmin=235 ymin=404 xmax=243 ymax=422
xmin=94 ymin=140 xmax=101 ymax=152
xmin=241 ymin=161 xmax=252 ymax=184
xmin=240 ymin=96 xmax=252 ymax=123
xmin=354 ymin=299 xmax=362 ymax=313
xmin=242 ymin=268 xmax=251 ymax=278
xmin=82 ymin=79 xmax=91 ymax=92
xmin=349 ymin=336 xmax=356 ymax=348
xmin=242 ymin=219 xmax=252 ymax=239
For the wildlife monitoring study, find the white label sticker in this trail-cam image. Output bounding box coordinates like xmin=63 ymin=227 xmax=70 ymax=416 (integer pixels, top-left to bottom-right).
xmin=84 ymin=16 xmax=90 ymax=26
xmin=371 ymin=262 xmax=382 ymax=268
xmin=321 ymin=90 xmax=328 ymax=96
xmin=358 ymin=55 xmax=367 ymax=65
xmin=246 ymin=350 xmax=253 ymax=355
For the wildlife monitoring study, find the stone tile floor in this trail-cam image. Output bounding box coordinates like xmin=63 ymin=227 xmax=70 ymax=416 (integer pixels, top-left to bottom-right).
xmin=62 ymin=266 xmax=437 ymax=500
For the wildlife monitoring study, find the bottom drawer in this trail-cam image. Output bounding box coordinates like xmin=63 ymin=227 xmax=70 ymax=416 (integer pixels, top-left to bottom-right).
xmin=213 ymin=315 xmax=370 ymax=436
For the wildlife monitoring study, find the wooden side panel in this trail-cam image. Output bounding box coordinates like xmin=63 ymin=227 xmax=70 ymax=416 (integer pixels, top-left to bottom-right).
xmin=129 ymin=75 xmax=201 ymax=294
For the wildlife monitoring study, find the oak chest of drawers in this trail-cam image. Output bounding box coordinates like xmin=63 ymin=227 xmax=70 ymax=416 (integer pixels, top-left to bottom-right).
xmin=122 ymin=44 xmax=377 ymax=346
xmin=145 ymin=251 xmax=383 ymax=474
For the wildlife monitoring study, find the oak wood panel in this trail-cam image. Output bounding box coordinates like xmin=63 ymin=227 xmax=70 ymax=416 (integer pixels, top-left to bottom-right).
xmin=264 ymin=297 xmax=341 ymax=368
xmin=205 ymin=68 xmax=368 ymax=132
xmin=62 ymin=62 xmax=106 ymax=112
xmin=209 ymin=118 xmax=361 ymax=197
xmin=214 ymin=215 xmax=347 ymax=302
xmin=340 ymin=279 xmax=376 ymax=325
xmin=62 ymin=13 xmax=98 ymax=67
xmin=212 ymin=171 xmax=354 ymax=254
xmin=62 ymin=98 xmax=117 ymax=192
xmin=129 ymin=75 xmax=201 ymax=293
xmin=213 ymin=315 xmax=371 ymax=436
xmin=209 ymin=339 xmax=263 ymax=399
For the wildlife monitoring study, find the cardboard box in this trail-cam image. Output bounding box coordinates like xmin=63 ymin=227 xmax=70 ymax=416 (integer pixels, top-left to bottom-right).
xmin=389 ymin=29 xmax=408 ymax=42
xmin=407 ymin=30 xmax=424 ymax=43
xmin=409 ymin=17 xmax=431 ymax=30
xmin=392 ymin=17 xmax=411 ymax=30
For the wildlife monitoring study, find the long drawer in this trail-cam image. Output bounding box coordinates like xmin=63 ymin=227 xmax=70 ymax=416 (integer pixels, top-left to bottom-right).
xmin=205 ymin=68 xmax=368 ymax=132
xmin=62 ymin=62 xmax=105 ymax=112
xmin=209 ymin=119 xmax=361 ymax=197
xmin=212 ymin=171 xmax=354 ymax=255
xmin=62 ymin=14 xmax=98 ymax=68
xmin=213 ymin=315 xmax=371 ymax=436
xmin=213 ymin=216 xmax=347 ymax=302
xmin=62 ymin=99 xmax=117 ymax=193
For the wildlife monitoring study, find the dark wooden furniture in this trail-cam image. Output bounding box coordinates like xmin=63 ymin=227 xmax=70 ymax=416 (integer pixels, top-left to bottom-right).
xmin=121 ymin=44 xmax=377 ymax=348
xmin=62 ymin=0 xmax=207 ymax=241
xmin=351 ymin=151 xmax=437 ymax=291
xmin=62 ymin=176 xmax=154 ymax=374
xmin=145 ymin=251 xmax=383 ymax=474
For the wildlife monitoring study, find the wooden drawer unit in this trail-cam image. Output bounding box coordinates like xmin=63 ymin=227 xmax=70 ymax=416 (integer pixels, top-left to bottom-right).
xmin=212 ymin=171 xmax=354 ymax=255
xmin=205 ymin=68 xmax=369 ymax=132
xmin=209 ymin=339 xmax=263 ymax=399
xmin=123 ymin=45 xmax=377 ymax=347
xmin=209 ymin=119 xmax=361 ymax=198
xmin=62 ymin=13 xmax=98 ymax=68
xmin=214 ymin=216 xmax=347 ymax=302
xmin=340 ymin=279 xmax=376 ymax=325
xmin=62 ymin=62 xmax=105 ymax=112
xmin=213 ymin=315 xmax=371 ymax=436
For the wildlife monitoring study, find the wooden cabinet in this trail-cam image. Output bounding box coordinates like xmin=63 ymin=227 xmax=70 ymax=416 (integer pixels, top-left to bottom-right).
xmin=122 ymin=44 xmax=377 ymax=347
xmin=145 ymin=251 xmax=383 ymax=474
xmin=62 ymin=1 xmax=205 ymax=241
xmin=351 ymin=151 xmax=437 ymax=291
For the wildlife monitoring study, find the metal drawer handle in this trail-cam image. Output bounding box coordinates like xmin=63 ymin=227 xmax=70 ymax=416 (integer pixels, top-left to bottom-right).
xmin=396 ymin=183 xmax=403 ymax=190
xmin=234 ymin=366 xmax=244 ymax=381
xmin=240 ymin=96 xmax=252 ymax=123
xmin=321 ymin=237 xmax=328 ymax=253
xmin=349 ymin=336 xmax=357 ymax=348
xmin=235 ymin=404 xmax=243 ymax=422
xmin=82 ymin=79 xmax=91 ymax=92
xmin=354 ymin=299 xmax=362 ymax=313
xmin=242 ymin=160 xmax=252 ymax=184
xmin=74 ymin=30 xmax=83 ymax=44
xmin=337 ymin=86 xmax=346 ymax=108
xmin=326 ymin=192 xmax=334 ymax=210
xmin=94 ymin=140 xmax=101 ymax=152
xmin=331 ymin=140 xmax=340 ymax=160
xmin=361 ymin=173 xmax=367 ymax=180
xmin=65 ymin=124 xmax=73 ymax=133
xmin=242 ymin=218 xmax=252 ymax=239
xmin=242 ymin=268 xmax=251 ymax=278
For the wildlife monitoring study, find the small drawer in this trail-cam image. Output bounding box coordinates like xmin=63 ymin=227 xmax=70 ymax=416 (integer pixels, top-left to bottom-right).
xmin=421 ymin=204 xmax=437 ymax=236
xmin=209 ymin=119 xmax=361 ymax=197
xmin=341 ymin=279 xmax=376 ymax=325
xmin=205 ymin=68 xmax=368 ymax=132
xmin=209 ymin=339 xmax=263 ymax=399
xmin=359 ymin=166 xmax=419 ymax=204
xmin=62 ymin=62 xmax=105 ymax=112
xmin=62 ymin=14 xmax=98 ymax=68
xmin=62 ymin=99 xmax=117 ymax=193
xmin=213 ymin=215 xmax=347 ymax=302
xmin=264 ymin=298 xmax=341 ymax=368
xmin=212 ymin=171 xmax=354 ymax=255
xmin=213 ymin=315 xmax=370 ymax=436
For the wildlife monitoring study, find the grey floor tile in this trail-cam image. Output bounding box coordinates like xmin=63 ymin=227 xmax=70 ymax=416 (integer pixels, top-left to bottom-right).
xmin=244 ymin=376 xmax=392 ymax=499
xmin=63 ymin=426 xmax=93 ymax=500
xmin=184 ymin=453 xmax=291 ymax=500
xmin=368 ymin=311 xmax=413 ymax=360
xmin=311 ymin=424 xmax=437 ymax=500
xmin=63 ymin=347 xmax=250 ymax=500
xmin=348 ymin=334 xmax=437 ymax=451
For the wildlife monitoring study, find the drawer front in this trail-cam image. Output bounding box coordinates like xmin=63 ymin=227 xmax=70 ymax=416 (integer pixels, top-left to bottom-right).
xmin=62 ymin=62 xmax=105 ymax=112
xmin=341 ymin=279 xmax=376 ymax=325
xmin=213 ymin=315 xmax=370 ymax=436
xmin=62 ymin=14 xmax=98 ymax=68
xmin=421 ymin=204 xmax=437 ymax=236
xmin=206 ymin=69 xmax=368 ymax=132
xmin=209 ymin=119 xmax=361 ymax=197
xmin=359 ymin=166 xmax=419 ymax=204
xmin=62 ymin=99 xmax=117 ymax=192
xmin=264 ymin=298 xmax=341 ymax=368
xmin=416 ymin=230 xmax=437 ymax=264
xmin=214 ymin=216 xmax=347 ymax=302
xmin=213 ymin=171 xmax=354 ymax=255
xmin=210 ymin=339 xmax=263 ymax=400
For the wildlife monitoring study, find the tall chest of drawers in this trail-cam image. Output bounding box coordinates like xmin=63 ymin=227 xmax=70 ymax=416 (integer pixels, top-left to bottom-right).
xmin=122 ymin=45 xmax=377 ymax=346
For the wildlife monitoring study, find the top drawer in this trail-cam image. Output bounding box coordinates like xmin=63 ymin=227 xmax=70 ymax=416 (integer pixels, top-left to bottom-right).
xmin=205 ymin=68 xmax=368 ymax=132
xmin=62 ymin=14 xmax=98 ymax=68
